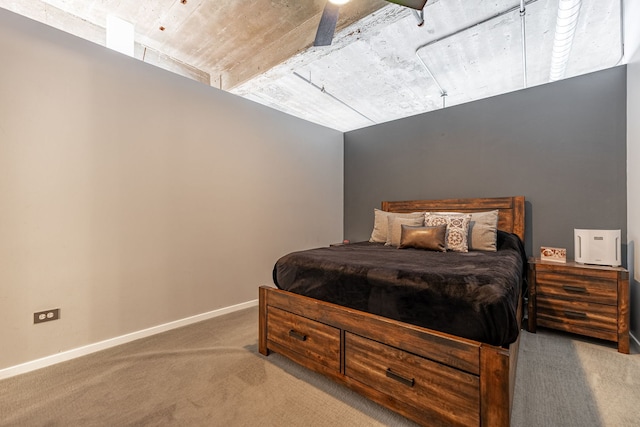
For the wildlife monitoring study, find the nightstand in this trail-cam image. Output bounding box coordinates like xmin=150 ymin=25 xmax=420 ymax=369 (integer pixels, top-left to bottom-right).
xmin=528 ymin=258 xmax=630 ymax=354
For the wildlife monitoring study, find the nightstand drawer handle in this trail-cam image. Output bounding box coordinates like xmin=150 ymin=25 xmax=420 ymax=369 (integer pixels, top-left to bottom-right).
xmin=386 ymin=368 xmax=415 ymax=387
xmin=288 ymin=330 xmax=307 ymax=341
xmin=564 ymin=310 xmax=587 ymax=320
xmin=562 ymin=285 xmax=587 ymax=293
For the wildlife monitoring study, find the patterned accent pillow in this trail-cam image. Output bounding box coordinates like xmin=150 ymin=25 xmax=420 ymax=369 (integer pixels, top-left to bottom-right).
xmin=424 ymin=213 xmax=472 ymax=252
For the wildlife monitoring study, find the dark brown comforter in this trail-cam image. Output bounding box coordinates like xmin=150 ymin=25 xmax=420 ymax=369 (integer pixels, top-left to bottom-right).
xmin=273 ymin=231 xmax=527 ymax=346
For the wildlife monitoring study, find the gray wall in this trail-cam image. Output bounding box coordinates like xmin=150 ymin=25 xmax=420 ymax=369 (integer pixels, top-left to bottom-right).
xmin=344 ymin=66 xmax=627 ymax=260
xmin=0 ymin=8 xmax=343 ymax=370
xmin=625 ymin=0 xmax=640 ymax=344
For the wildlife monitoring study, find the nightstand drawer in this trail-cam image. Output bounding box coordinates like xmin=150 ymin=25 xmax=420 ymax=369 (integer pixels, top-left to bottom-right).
xmin=267 ymin=307 xmax=340 ymax=371
xmin=536 ymin=271 xmax=617 ymax=305
xmin=345 ymin=332 xmax=479 ymax=427
xmin=537 ymin=298 xmax=617 ymax=341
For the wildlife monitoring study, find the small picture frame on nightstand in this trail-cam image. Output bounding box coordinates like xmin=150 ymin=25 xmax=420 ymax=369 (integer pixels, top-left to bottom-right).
xmin=540 ymin=246 xmax=567 ymax=263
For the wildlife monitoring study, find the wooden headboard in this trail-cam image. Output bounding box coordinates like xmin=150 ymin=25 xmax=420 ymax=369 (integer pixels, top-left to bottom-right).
xmin=381 ymin=196 xmax=525 ymax=243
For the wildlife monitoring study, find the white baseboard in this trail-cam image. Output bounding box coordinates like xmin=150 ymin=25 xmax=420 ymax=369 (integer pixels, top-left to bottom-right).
xmin=0 ymin=299 xmax=258 ymax=381
xmin=630 ymin=331 xmax=640 ymax=352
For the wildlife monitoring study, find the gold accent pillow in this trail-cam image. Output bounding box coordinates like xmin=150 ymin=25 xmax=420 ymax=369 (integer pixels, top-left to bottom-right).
xmin=399 ymin=224 xmax=447 ymax=251
xmin=424 ymin=213 xmax=472 ymax=252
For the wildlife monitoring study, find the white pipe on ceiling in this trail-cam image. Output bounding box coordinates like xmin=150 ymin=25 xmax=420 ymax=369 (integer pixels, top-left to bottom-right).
xmin=292 ymin=72 xmax=376 ymax=123
xmin=520 ymin=0 xmax=528 ymax=88
xmin=415 ymin=0 xmax=540 ymax=104
xmin=549 ymin=0 xmax=582 ymax=82
xmin=412 ymin=9 xmax=424 ymax=26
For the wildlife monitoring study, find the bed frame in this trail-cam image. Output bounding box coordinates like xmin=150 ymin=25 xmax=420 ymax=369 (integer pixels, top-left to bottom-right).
xmin=259 ymin=196 xmax=525 ymax=427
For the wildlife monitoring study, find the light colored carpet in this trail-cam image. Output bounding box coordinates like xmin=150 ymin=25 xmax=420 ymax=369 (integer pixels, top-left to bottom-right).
xmin=0 ymin=306 xmax=638 ymax=426
xmin=511 ymin=327 xmax=640 ymax=427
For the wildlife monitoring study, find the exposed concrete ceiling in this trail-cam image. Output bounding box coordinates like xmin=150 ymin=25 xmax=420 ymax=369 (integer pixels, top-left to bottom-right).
xmin=0 ymin=0 xmax=623 ymax=132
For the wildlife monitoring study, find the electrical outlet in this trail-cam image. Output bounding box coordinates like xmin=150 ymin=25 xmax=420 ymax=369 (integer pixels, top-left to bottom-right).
xmin=34 ymin=308 xmax=60 ymax=324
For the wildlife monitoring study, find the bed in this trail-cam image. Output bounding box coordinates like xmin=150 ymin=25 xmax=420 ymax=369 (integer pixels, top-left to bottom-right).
xmin=259 ymin=196 xmax=526 ymax=427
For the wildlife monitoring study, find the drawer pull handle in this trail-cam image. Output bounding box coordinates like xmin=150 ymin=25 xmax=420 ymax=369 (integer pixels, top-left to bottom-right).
xmin=385 ymin=368 xmax=415 ymax=387
xmin=564 ymin=310 xmax=587 ymax=320
xmin=562 ymin=285 xmax=587 ymax=293
xmin=288 ymin=330 xmax=307 ymax=341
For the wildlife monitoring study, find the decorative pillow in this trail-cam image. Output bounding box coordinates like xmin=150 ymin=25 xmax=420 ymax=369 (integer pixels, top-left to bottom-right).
xmin=424 ymin=213 xmax=471 ymax=252
xmin=369 ymin=209 xmax=424 ymax=243
xmin=468 ymin=210 xmax=499 ymax=251
xmin=399 ymin=224 xmax=447 ymax=251
xmin=430 ymin=210 xmax=499 ymax=251
xmin=386 ymin=215 xmax=424 ymax=247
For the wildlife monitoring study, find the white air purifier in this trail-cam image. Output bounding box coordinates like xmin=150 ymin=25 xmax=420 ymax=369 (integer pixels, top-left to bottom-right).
xmin=574 ymin=229 xmax=621 ymax=267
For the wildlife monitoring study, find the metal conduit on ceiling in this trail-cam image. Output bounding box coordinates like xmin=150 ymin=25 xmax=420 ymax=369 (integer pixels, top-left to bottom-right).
xmin=520 ymin=0 xmax=528 ymax=88
xmin=296 ymin=0 xmax=622 ymax=130
xmin=414 ymin=0 xmax=541 ymax=107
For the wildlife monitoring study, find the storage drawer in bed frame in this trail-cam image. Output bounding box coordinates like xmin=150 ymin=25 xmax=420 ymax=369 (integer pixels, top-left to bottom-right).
xmin=266 ymin=306 xmax=341 ymax=372
xmin=345 ymin=332 xmax=480 ymax=427
xmin=259 ymin=286 xmax=519 ymax=427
